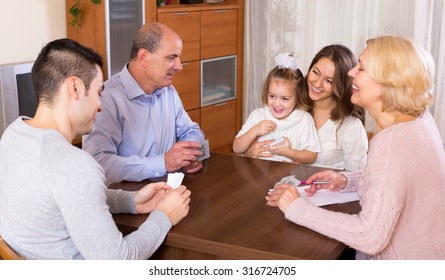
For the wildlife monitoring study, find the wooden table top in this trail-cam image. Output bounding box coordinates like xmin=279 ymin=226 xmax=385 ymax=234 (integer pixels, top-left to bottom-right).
xmin=111 ymin=153 xmax=361 ymax=260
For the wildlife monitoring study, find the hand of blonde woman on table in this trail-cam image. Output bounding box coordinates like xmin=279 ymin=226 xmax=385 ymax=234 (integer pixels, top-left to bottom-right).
xmin=156 ymin=185 xmax=191 ymax=226
xmin=304 ymin=170 xmax=348 ymax=197
xmin=135 ymin=182 xmax=171 ymax=214
xmin=266 ymin=183 xmax=301 ymax=213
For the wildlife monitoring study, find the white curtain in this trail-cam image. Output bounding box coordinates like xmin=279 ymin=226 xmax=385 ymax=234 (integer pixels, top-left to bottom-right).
xmin=244 ymin=0 xmax=445 ymax=147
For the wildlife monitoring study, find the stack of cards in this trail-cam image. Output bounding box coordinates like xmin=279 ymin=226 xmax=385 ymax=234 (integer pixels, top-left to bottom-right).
xmin=274 ymin=175 xmax=301 ymax=187
xmin=270 ymin=175 xmax=308 ymax=194
xmin=166 ymin=172 xmax=185 ymax=189
xmin=197 ymin=139 xmax=210 ymax=161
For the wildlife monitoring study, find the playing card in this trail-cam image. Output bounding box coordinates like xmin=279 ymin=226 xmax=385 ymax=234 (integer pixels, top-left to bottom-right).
xmin=167 ymin=172 xmax=185 ymax=189
xmin=269 ymin=137 xmax=285 ymax=147
xmin=197 ymin=139 xmax=210 ymax=161
xmin=274 ymin=175 xmax=301 ymax=187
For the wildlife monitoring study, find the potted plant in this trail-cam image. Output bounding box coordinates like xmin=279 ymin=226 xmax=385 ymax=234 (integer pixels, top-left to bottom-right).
xmin=69 ymin=0 xmax=101 ymax=28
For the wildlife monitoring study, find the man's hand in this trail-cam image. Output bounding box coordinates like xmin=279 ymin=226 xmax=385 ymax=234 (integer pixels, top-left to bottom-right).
xmin=164 ymin=141 xmax=203 ymax=172
xmin=135 ymin=182 xmax=171 ymax=214
xmin=181 ymin=160 xmax=203 ymax=173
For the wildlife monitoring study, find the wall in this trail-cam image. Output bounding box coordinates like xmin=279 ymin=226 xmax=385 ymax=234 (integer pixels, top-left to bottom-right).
xmin=0 ymin=0 xmax=66 ymax=65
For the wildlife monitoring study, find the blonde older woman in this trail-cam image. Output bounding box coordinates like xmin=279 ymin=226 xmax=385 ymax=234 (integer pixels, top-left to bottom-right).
xmin=266 ymin=36 xmax=445 ymax=259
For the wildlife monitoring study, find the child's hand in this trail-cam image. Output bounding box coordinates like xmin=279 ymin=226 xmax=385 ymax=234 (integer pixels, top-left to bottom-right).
xmin=254 ymin=120 xmax=276 ymax=136
xmin=268 ymin=137 xmax=290 ymax=155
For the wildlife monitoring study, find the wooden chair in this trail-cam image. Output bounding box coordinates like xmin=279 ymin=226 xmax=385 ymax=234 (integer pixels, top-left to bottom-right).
xmin=0 ymin=235 xmax=24 ymax=260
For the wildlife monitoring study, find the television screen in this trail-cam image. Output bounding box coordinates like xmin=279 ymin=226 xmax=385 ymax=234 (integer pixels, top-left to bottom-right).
xmin=16 ymin=72 xmax=37 ymax=118
xmin=0 ymin=61 xmax=34 ymax=137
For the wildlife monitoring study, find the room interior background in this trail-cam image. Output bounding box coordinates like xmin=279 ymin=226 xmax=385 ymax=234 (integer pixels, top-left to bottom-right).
xmin=0 ymin=0 xmax=443 ymax=148
xmin=244 ymin=0 xmax=445 ymax=148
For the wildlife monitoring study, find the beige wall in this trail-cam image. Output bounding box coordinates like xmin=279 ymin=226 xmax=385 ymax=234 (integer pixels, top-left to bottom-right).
xmin=0 ymin=0 xmax=66 ymax=65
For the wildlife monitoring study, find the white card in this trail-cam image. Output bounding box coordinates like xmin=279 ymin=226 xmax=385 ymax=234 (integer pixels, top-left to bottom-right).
xmin=166 ymin=172 xmax=185 ymax=189
xmin=274 ymin=175 xmax=301 ymax=187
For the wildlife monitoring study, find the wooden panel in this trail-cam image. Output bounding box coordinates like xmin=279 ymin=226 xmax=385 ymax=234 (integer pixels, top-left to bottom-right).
xmin=201 ymin=9 xmax=237 ymax=59
xmin=158 ymin=11 xmax=201 ymax=62
xmin=151 ymin=245 xmax=232 ymax=260
xmin=66 ymin=0 xmax=107 ymax=78
xmin=173 ymin=61 xmax=200 ymax=110
xmin=201 ymin=100 xmax=236 ymax=150
xmin=145 ymin=0 xmax=157 ymax=22
xmin=187 ymin=108 xmax=200 ymax=126
xmin=235 ymin=0 xmax=244 ymax=132
xmin=157 ymin=3 xmax=239 ymax=13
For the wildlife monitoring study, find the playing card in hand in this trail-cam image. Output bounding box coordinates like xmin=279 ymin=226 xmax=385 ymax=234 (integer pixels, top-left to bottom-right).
xmin=167 ymin=172 xmax=185 ymax=189
xmin=274 ymin=175 xmax=301 ymax=187
xmin=197 ymin=139 xmax=210 ymax=161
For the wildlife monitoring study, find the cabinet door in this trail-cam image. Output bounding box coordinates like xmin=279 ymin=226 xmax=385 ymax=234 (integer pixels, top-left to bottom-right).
xmin=173 ymin=61 xmax=200 ymax=111
xmin=201 ymin=100 xmax=236 ymax=150
xmin=201 ymin=9 xmax=237 ymax=59
xmin=158 ymin=11 xmax=200 ymax=62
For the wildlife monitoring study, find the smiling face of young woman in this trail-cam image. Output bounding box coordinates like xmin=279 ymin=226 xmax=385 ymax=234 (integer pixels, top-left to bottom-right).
xmin=306 ymin=57 xmax=336 ymax=103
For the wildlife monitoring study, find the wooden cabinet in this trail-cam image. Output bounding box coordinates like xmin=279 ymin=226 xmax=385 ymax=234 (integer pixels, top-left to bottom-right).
xmin=65 ymin=0 xmax=243 ymax=151
xmin=201 ymin=9 xmax=237 ymax=59
xmin=157 ymin=1 xmax=243 ymax=150
xmin=172 ymin=61 xmax=200 ymax=111
xmin=157 ymin=11 xmax=201 ymax=62
xmin=201 ymin=100 xmax=236 ymax=149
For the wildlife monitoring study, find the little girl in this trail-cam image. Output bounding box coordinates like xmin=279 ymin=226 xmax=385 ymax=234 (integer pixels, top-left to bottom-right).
xmin=233 ymin=53 xmax=320 ymax=163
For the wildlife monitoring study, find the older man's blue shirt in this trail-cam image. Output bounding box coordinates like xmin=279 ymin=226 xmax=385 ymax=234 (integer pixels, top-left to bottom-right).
xmin=83 ymin=65 xmax=205 ymax=185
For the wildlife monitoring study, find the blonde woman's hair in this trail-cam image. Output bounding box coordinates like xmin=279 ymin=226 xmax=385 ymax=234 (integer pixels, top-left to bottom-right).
xmin=366 ymin=35 xmax=435 ymax=116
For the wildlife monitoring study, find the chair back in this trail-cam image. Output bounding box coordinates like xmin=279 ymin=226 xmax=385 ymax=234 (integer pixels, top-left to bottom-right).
xmin=0 ymin=235 xmax=24 ymax=260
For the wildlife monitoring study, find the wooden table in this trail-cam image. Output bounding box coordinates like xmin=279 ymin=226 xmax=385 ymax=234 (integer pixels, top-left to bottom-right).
xmin=111 ymin=153 xmax=361 ymax=260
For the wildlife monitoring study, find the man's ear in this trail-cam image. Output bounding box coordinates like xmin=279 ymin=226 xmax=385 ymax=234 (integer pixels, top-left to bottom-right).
xmin=67 ymin=76 xmax=83 ymax=100
xmin=138 ymin=49 xmax=150 ymax=68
